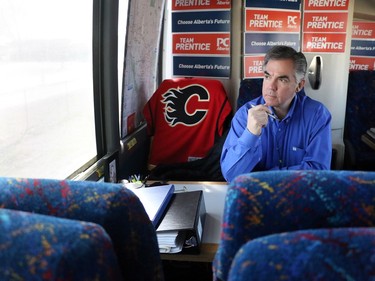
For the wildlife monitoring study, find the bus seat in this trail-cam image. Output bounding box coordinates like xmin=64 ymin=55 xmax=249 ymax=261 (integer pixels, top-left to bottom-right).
xmin=0 ymin=208 xmax=122 ymax=280
xmin=143 ymin=77 xmax=232 ymax=181
xmin=237 ymin=78 xmax=306 ymax=110
xmin=227 ymin=227 xmax=375 ymax=281
xmin=213 ymin=170 xmax=375 ymax=281
xmin=0 ymin=177 xmax=164 ymax=281
xmin=344 ymin=70 xmax=375 ymax=170
xmin=237 ymin=78 xmax=263 ymax=110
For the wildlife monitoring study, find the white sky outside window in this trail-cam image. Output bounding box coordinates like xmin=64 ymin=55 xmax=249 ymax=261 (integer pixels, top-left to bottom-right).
xmin=118 ymin=0 xmax=129 ymax=121
xmin=0 ymin=0 xmax=96 ymax=179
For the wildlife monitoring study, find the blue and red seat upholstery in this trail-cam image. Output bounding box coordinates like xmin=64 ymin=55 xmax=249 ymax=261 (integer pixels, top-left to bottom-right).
xmin=213 ymin=170 xmax=375 ymax=281
xmin=0 ymin=207 xmax=122 ymax=280
xmin=0 ymin=177 xmax=164 ymax=281
xmin=228 ymin=227 xmax=375 ymax=281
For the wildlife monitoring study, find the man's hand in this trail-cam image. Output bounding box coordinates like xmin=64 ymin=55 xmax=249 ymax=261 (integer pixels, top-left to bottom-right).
xmin=247 ymin=104 xmax=272 ymax=135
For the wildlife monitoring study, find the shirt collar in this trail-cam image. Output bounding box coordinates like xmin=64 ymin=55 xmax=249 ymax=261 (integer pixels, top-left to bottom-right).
xmin=283 ymin=95 xmax=298 ymax=120
xmin=261 ymin=95 xmax=298 ymax=122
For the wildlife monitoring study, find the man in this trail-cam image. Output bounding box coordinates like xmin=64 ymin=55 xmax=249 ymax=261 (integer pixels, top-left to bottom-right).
xmin=221 ymin=46 xmax=332 ymax=182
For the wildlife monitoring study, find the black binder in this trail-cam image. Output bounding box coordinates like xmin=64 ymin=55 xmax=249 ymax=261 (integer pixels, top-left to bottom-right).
xmin=157 ymin=190 xmax=206 ymax=254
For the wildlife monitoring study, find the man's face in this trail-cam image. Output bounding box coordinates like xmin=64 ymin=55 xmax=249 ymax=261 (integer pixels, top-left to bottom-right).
xmin=262 ymin=58 xmax=303 ymax=111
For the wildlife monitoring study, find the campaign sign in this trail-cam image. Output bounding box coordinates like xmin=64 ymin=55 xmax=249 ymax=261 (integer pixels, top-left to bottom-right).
xmin=352 ymin=21 xmax=375 ymax=40
xmin=245 ymin=0 xmax=301 ymax=10
xmin=173 ymin=33 xmax=230 ymax=55
xmin=303 ymin=12 xmax=348 ymax=33
xmin=350 ymin=40 xmax=375 ymax=57
xmin=304 ymin=0 xmax=349 ymax=11
xmin=303 ymin=33 xmax=346 ymax=53
xmin=349 ymin=56 xmax=375 ymax=71
xmin=243 ymin=55 xmax=265 ymax=79
xmin=173 ymin=56 xmax=230 ymax=78
xmin=172 ymin=0 xmax=231 ymax=10
xmin=172 ymin=10 xmax=230 ymax=33
xmin=244 ymin=33 xmax=300 ymax=54
xmin=245 ymin=9 xmax=300 ymax=33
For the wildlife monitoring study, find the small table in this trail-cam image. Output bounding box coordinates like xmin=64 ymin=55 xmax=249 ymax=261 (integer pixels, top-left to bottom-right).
xmin=160 ymin=181 xmax=228 ymax=263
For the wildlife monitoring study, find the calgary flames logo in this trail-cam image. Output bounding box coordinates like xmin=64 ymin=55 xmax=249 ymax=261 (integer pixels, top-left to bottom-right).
xmin=161 ymin=84 xmax=209 ymax=127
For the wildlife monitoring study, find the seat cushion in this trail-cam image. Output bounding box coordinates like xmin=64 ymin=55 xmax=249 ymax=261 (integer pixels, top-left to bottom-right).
xmin=0 ymin=208 xmax=122 ymax=280
xmin=228 ymin=227 xmax=375 ymax=281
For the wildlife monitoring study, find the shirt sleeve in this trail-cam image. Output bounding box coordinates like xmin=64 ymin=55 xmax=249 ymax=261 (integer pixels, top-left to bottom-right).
xmin=220 ymin=105 xmax=262 ymax=182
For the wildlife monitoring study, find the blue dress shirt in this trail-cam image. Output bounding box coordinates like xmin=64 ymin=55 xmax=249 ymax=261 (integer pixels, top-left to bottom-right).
xmin=221 ymin=94 xmax=332 ymax=182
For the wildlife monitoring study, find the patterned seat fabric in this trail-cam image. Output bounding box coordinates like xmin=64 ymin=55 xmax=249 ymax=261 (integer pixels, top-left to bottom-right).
xmin=213 ymin=170 xmax=375 ymax=281
xmin=0 ymin=208 xmax=122 ymax=281
xmin=0 ymin=177 xmax=164 ymax=281
xmin=228 ymin=227 xmax=375 ymax=281
xmin=344 ymin=70 xmax=375 ymax=170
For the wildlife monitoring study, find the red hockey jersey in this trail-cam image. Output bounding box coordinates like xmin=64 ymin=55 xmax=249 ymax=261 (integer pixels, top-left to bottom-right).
xmin=143 ymin=78 xmax=232 ymax=166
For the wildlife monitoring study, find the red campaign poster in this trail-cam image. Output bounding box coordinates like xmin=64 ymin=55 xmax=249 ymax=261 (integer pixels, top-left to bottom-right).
xmin=303 ymin=33 xmax=346 ymax=53
xmin=352 ymin=21 xmax=375 ymax=40
xmin=303 ymin=12 xmax=348 ymax=33
xmin=349 ymin=56 xmax=375 ymax=71
xmin=126 ymin=112 xmax=136 ymax=134
xmin=172 ymin=0 xmax=230 ymax=10
xmin=244 ymin=55 xmax=265 ymax=78
xmin=172 ymin=33 xmax=230 ymax=55
xmin=245 ymin=9 xmax=301 ymax=33
xmin=304 ymin=0 xmax=349 ymax=11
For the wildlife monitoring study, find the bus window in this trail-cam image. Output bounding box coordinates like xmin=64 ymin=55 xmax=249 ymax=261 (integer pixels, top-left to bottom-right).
xmin=118 ymin=0 xmax=129 ymax=118
xmin=0 ymin=0 xmax=95 ymax=179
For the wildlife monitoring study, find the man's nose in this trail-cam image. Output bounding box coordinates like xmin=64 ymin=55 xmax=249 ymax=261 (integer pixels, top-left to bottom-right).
xmin=267 ymin=79 xmax=277 ymax=90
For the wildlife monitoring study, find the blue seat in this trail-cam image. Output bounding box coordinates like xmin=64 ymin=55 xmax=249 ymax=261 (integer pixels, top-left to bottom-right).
xmin=237 ymin=78 xmax=305 ymax=110
xmin=228 ymin=227 xmax=375 ymax=281
xmin=0 ymin=177 xmax=164 ymax=281
xmin=0 ymin=207 xmax=122 ymax=280
xmin=344 ymin=70 xmax=375 ymax=170
xmin=236 ymin=78 xmax=264 ymax=110
xmin=213 ymin=170 xmax=375 ymax=281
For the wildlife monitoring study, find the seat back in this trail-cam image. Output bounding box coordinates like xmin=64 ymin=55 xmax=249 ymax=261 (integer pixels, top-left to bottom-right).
xmin=228 ymin=227 xmax=375 ymax=281
xmin=0 ymin=177 xmax=164 ymax=281
xmin=237 ymin=78 xmax=263 ymax=110
xmin=143 ymin=77 xmax=232 ymax=168
xmin=344 ymin=70 xmax=375 ymax=170
xmin=237 ymin=78 xmax=306 ymax=110
xmin=213 ymin=170 xmax=375 ymax=281
xmin=0 ymin=208 xmax=122 ymax=280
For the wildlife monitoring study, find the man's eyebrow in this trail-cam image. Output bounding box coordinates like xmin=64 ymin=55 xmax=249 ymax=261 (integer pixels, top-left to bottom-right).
xmin=278 ymin=75 xmax=290 ymax=80
xmin=263 ymin=71 xmax=290 ymax=81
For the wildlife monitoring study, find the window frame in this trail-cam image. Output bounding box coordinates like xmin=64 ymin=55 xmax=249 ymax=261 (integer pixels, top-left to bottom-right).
xmin=69 ymin=0 xmax=121 ymax=180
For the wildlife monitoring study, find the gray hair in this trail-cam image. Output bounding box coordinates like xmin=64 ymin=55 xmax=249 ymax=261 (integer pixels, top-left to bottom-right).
xmin=263 ymin=46 xmax=307 ymax=83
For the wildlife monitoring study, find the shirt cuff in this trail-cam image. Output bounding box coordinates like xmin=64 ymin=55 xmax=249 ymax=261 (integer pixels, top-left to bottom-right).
xmin=239 ymin=128 xmax=260 ymax=148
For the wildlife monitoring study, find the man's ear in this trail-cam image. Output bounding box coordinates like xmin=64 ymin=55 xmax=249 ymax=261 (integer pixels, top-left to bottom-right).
xmin=296 ymin=79 xmax=305 ymax=92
